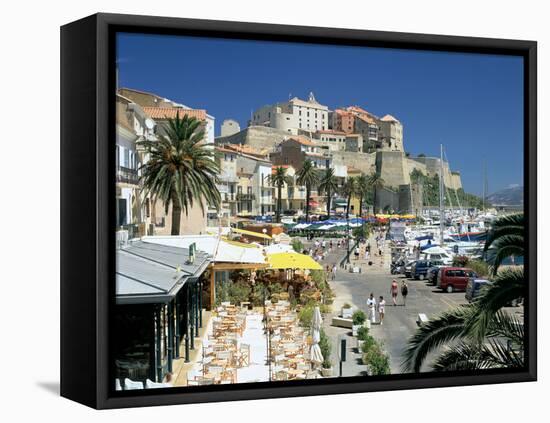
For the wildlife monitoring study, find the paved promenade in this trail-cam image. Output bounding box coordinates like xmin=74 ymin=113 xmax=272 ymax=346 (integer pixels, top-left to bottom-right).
xmin=306 ymin=234 xmax=467 ymax=375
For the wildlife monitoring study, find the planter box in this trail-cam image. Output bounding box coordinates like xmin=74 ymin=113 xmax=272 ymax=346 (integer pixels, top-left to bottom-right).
xmin=332 ymin=317 xmax=353 ymax=329
xmin=321 ymin=367 xmax=333 ymax=377
xmin=352 ymin=324 xmax=362 ymax=336
xmin=342 ymin=307 xmax=353 ymax=319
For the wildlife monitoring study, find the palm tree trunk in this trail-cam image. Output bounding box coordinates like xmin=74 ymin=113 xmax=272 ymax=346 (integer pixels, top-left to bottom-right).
xmin=171 ymin=191 xmax=182 ymax=235
xmin=326 ymin=187 xmax=331 ymax=219
xmin=276 ymin=184 xmax=282 ymax=223
xmin=305 ymin=185 xmax=311 ymax=223
xmin=346 ymin=194 xmax=351 ymax=221
xmin=359 ymin=194 xmax=363 ymax=219
xmin=373 ymin=188 xmax=377 ymax=217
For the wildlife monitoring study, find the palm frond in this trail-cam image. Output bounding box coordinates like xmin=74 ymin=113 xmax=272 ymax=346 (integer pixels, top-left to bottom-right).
xmin=401 ymin=307 xmax=472 ymax=373
xmin=463 ymin=268 xmax=525 ymax=341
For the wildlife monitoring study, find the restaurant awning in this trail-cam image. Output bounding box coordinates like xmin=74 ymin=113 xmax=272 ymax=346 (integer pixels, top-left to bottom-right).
xmin=267 ymin=252 xmax=323 ymax=270
xmin=116 ymin=240 xmax=210 ymax=305
xmin=231 ymin=227 xmax=271 ymax=240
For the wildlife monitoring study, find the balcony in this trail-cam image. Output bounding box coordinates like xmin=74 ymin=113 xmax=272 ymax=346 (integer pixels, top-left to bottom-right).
xmin=117 ymin=166 xmax=139 ymax=185
xmin=223 ymin=193 xmax=237 ymax=202
xmin=237 ymin=193 xmax=256 ymax=201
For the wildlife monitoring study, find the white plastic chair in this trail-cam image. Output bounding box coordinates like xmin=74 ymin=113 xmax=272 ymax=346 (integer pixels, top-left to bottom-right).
xmin=115 ymin=378 xmax=122 ymax=391
xmin=124 ymin=378 xmax=144 ymax=390
xmin=145 ymin=379 xmax=171 ymax=389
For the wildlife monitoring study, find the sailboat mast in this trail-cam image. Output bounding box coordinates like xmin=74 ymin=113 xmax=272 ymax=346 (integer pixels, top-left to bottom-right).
xmin=439 ymin=144 xmax=445 ymax=246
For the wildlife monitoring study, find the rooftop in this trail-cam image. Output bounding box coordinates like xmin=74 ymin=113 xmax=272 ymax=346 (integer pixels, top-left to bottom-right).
xmin=143 ymin=106 xmax=207 ymax=121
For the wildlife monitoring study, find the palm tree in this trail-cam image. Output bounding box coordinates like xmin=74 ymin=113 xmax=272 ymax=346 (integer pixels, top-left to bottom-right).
xmin=138 ymin=113 xmax=221 ymax=235
xmin=483 ymin=213 xmax=525 ymax=275
xmin=340 ymin=176 xmax=357 ymax=222
xmin=318 ymin=168 xmax=339 ymax=219
xmin=401 ymin=213 xmax=525 ymax=372
xmin=296 ymin=160 xmax=320 ymax=223
xmin=269 ymin=166 xmax=292 ymax=223
xmin=356 ymin=173 xmax=369 ymax=218
xmin=367 ymin=172 xmax=385 ymax=216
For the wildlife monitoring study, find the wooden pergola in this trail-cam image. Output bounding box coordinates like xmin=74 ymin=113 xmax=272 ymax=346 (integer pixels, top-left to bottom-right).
xmin=209 ymin=262 xmax=269 ymax=308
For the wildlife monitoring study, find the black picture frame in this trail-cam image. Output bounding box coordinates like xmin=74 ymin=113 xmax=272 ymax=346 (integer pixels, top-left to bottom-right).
xmin=60 ymin=12 xmax=537 ymax=409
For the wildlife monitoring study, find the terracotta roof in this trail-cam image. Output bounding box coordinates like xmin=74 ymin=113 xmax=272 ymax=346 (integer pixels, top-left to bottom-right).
xmin=316 ymin=129 xmax=347 ymax=135
xmin=381 ymin=114 xmax=400 ymax=123
xmin=286 ymin=136 xmax=316 ymax=146
xmin=223 ymin=143 xmax=267 ymax=157
xmin=216 ymin=146 xmax=236 ymax=154
xmin=143 ymin=106 xmax=206 ymax=121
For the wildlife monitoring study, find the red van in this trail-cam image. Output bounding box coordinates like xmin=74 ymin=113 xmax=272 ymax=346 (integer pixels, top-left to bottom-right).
xmin=437 ymin=267 xmax=478 ymax=293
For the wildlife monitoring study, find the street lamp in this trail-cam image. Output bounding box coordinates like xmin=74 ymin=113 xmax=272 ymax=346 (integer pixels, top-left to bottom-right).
xmin=262 ymin=228 xmax=268 ymax=246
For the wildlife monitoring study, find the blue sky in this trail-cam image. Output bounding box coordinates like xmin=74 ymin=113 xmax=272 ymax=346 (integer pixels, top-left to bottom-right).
xmin=117 ymin=33 xmax=524 ymax=195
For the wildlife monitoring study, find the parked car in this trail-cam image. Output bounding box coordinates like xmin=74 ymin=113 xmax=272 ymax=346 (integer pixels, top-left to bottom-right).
xmin=403 ymin=260 xmax=416 ymax=278
xmin=426 ymin=266 xmax=443 ymax=285
xmin=411 ymin=260 xmax=444 ymax=280
xmin=437 ymin=267 xmax=478 ymax=293
xmin=465 ymin=278 xmax=492 ymax=302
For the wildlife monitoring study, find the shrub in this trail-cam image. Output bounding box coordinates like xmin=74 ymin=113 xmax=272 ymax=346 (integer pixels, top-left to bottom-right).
xmin=291 ymin=238 xmax=304 ymax=253
xmin=342 ymin=303 xmax=352 ymax=309
xmin=320 ymin=303 xmax=332 ymax=314
xmin=298 ymin=304 xmax=315 ymax=328
xmin=352 ymin=310 xmax=367 ymax=326
xmin=363 ymin=344 xmax=390 ymax=375
xmin=468 ymin=259 xmax=490 ymax=278
xmin=227 ymin=281 xmax=252 ymax=305
xmin=452 ymin=255 xmax=469 ymax=267
xmin=357 ymin=326 xmax=370 ymax=341
xmin=267 ymin=282 xmax=283 ymax=295
xmin=360 ymin=335 xmax=377 ymax=354
xmin=319 ymin=329 xmax=332 ymax=369
xmin=251 ymin=283 xmax=267 ymax=307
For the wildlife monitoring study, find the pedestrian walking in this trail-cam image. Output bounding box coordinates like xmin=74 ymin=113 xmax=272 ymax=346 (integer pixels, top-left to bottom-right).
xmin=354 ymin=246 xmax=360 ymax=260
xmin=331 ymin=264 xmax=337 ymax=280
xmin=390 ymin=279 xmax=399 ymax=306
xmin=401 ymin=281 xmax=409 ymax=306
xmin=367 ymin=293 xmax=377 ymax=324
xmin=378 ymin=296 xmax=386 ymax=325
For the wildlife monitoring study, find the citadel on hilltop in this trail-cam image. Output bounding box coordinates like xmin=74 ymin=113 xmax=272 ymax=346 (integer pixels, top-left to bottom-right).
xmin=216 ymin=93 xmax=462 ymax=214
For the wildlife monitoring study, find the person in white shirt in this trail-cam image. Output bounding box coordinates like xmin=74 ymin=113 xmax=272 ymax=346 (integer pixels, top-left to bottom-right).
xmin=378 ymin=296 xmax=386 ymax=325
xmin=366 ymin=293 xmax=377 ymax=324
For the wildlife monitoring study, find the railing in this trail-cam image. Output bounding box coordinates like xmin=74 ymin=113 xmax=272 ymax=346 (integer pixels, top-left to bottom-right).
xmin=237 ymin=193 xmax=255 ymax=201
xmin=116 ymin=166 xmax=139 ymax=185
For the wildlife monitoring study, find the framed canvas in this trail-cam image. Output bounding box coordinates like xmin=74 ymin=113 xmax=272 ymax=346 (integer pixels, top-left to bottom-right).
xmin=60 ymin=13 xmax=537 ymax=409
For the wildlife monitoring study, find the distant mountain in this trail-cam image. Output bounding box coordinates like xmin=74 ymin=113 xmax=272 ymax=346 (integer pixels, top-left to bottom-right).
xmin=487 ymin=185 xmax=524 ymax=206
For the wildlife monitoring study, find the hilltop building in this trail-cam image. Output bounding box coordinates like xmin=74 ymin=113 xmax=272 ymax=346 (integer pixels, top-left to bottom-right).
xmin=249 ymin=92 xmax=329 ymax=134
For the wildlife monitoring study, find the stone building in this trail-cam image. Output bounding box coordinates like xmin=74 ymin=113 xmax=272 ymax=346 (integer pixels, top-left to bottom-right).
xmin=220 ymin=119 xmax=240 ymax=137
xmin=250 ymin=92 xmax=329 ymax=134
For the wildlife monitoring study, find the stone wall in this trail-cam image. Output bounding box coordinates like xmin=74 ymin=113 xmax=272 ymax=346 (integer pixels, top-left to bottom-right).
xmin=215 ymin=125 xmax=289 ymax=151
xmin=331 ymin=151 xmax=376 ymax=175
xmin=409 ymin=156 xmax=463 ymax=190
xmin=376 ymin=151 xmax=411 ymax=189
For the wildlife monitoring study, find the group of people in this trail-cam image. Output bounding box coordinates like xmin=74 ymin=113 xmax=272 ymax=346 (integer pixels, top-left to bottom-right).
xmin=365 ymin=279 xmax=409 ymax=325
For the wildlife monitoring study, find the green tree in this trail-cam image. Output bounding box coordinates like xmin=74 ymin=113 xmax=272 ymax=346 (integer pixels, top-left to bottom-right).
xmin=139 ymin=113 xmax=221 ymax=235
xmin=367 ymin=172 xmax=385 ymax=216
xmin=401 ymin=213 xmax=525 ymax=372
xmin=356 ymin=173 xmax=370 ymax=218
xmin=296 ymin=160 xmax=320 ymax=223
xmin=318 ymin=167 xmax=339 ymax=219
xmin=340 ymin=176 xmax=357 ymax=222
xmin=269 ymin=166 xmax=292 ymax=223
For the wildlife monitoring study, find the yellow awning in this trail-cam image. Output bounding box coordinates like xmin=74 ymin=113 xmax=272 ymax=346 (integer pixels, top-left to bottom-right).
xmin=267 ymin=252 xmax=323 ymax=270
xmin=232 ymin=228 xmax=272 ymax=240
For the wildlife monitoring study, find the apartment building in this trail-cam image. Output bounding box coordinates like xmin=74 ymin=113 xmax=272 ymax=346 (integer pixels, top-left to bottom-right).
xmin=249 ymin=92 xmax=329 ymax=134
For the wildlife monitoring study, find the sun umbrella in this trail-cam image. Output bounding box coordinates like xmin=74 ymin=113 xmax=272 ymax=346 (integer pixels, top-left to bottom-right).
xmin=310 ymin=306 xmax=324 ymax=365
xmin=267 ymin=252 xmax=323 ymax=270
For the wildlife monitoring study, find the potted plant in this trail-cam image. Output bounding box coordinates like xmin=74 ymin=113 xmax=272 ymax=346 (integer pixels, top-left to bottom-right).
xmin=352 ymin=310 xmax=366 ymax=336
xmin=319 ymin=329 xmax=333 ymax=377
xmin=341 ymin=302 xmax=353 ymax=319
xmin=356 ymin=326 xmax=370 ymax=350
